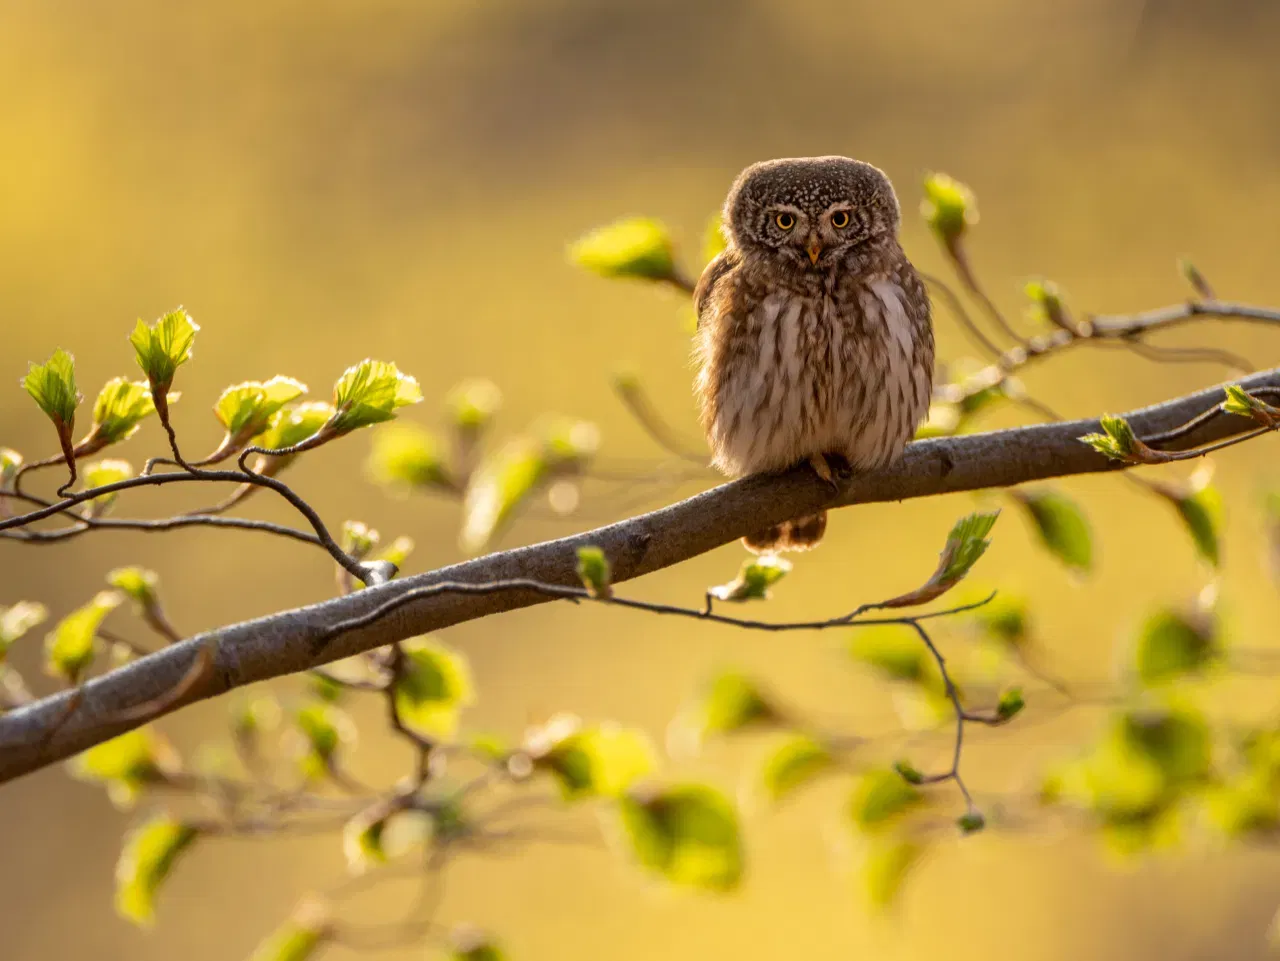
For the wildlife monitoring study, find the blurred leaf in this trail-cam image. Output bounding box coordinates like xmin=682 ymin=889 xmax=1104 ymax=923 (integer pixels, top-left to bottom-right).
xmin=966 ymin=590 xmax=1029 ymax=649
xmin=914 ymin=402 xmax=961 ymax=439
xmin=708 ymin=555 xmax=791 ymax=603
xmin=920 ymin=172 xmax=976 ymax=242
xmin=702 ymin=214 xmax=727 ymax=264
xmin=1133 ymin=606 xmax=1218 ymax=686
xmin=247 ymin=901 xmax=331 ymax=961
xmin=115 ymin=813 xmax=198 ymax=926
xmin=569 ymin=217 xmax=676 ymax=282
xmin=617 ymin=783 xmax=743 ymax=891
xmin=850 ymin=769 xmax=925 ymax=834
xmin=997 ymin=687 xmax=1026 ymax=721
xmin=393 ymin=638 xmax=475 ymax=739
xmin=1 ymin=446 xmax=22 ymax=487
xmin=1175 ymin=478 xmax=1224 ymax=569
xmin=215 ymin=376 xmax=307 ymax=443
xmin=1012 ymin=488 xmax=1093 ymax=574
xmin=684 ymin=671 xmax=780 ymax=744
xmin=373 ymin=535 xmax=415 ymax=571
xmin=447 ymin=926 xmax=507 ymax=961
xmin=68 ymin=727 xmax=178 ymax=809
xmin=45 ymin=590 xmax=123 ymax=683
xmin=446 ymin=379 xmax=502 ymax=431
xmin=758 ymin=733 xmax=833 ymax=803
xmin=86 ymin=378 xmax=157 ymax=447
xmin=881 ymin=510 xmax=999 ymax=608
xmin=232 ymin=695 xmax=281 ymax=742
xmin=893 ymin=759 xmax=925 ymax=785
xmin=308 ymin=672 xmax=345 ymax=703
xmin=340 ymin=520 xmax=380 ymax=559
xmin=575 ymin=545 xmax=612 ymax=599
xmin=532 ymin=719 xmax=657 ymax=800
xmin=1024 ymin=278 xmax=1071 ymax=330
xmin=1203 ymin=770 xmax=1279 ymax=838
xmin=293 ymin=702 xmax=356 ymax=779
xmin=956 ymin=811 xmax=986 ymax=834
xmin=22 ymin=348 xmax=80 ymax=432
xmin=257 ymin=403 xmax=336 ymax=453
xmin=1178 ymin=258 xmax=1215 ymax=299
xmin=367 ymin=422 xmax=450 ymax=490
xmin=0 ymin=601 xmax=47 ymax=661
xmin=342 ymin=804 xmax=394 ymax=874
xmin=848 ymin=625 xmax=933 ymax=686
xmin=130 ymin=308 xmax=199 ymax=389
xmin=80 ymin=458 xmax=135 ymax=518
xmin=107 ymin=566 xmax=160 ymax=612
xmin=862 ymin=835 xmax=924 ymax=910
xmin=328 ymin=359 xmax=423 ymax=433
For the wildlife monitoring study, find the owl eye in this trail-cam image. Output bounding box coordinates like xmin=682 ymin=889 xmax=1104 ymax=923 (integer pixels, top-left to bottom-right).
xmin=830 ymin=210 xmax=851 ymax=228
xmin=774 ymin=212 xmax=796 ymax=230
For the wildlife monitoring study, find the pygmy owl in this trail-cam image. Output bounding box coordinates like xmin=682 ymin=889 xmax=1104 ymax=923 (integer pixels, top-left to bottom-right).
xmin=693 ymin=156 xmax=934 ymax=552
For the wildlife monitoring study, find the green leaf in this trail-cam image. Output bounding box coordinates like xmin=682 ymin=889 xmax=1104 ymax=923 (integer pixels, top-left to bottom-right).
xmin=247 ymin=901 xmax=331 ymax=961
xmin=129 ymin=308 xmax=199 ymax=389
xmin=965 ymin=589 xmax=1030 ymax=648
xmin=373 ymin=535 xmax=415 ymax=570
xmin=1222 ymin=384 xmax=1279 ymax=424
xmin=617 ymin=783 xmax=743 ymax=891
xmin=707 ymin=554 xmax=792 ymax=603
xmin=80 ymin=458 xmax=135 ymax=518
xmin=459 ymin=439 xmax=544 ymax=552
xmin=1 ymin=447 xmax=23 ymax=487
xmin=920 ymin=172 xmax=976 ymax=241
xmin=956 ymin=811 xmax=986 ymax=834
xmin=68 ymin=727 xmax=178 ymax=808
xmin=366 ymin=422 xmax=450 ymax=490
xmin=256 ymin=402 xmax=336 ymax=453
xmin=392 ymin=638 xmax=475 ymax=739
xmin=533 ymin=719 xmax=657 ymax=800
xmin=914 ymin=402 xmax=962 ymax=439
xmin=1079 ymin=414 xmax=1143 ymax=462
xmin=702 ymin=213 xmax=727 ymax=264
xmin=848 ymin=625 xmax=931 ymax=685
xmin=1013 ymin=488 xmax=1093 ymax=573
xmin=293 ymin=702 xmax=356 ymax=778
xmin=893 ymin=759 xmax=925 ymax=785
xmin=115 ymin=813 xmax=199 ymax=926
xmin=107 ymin=566 xmax=160 ymax=611
xmin=340 ymin=520 xmax=380 ymax=559
xmin=328 ymin=359 xmax=423 ymax=433
xmin=569 ymin=217 xmax=676 ymax=282
xmin=22 ymin=348 xmax=80 ymax=429
xmin=687 ymin=671 xmax=780 ymax=742
xmin=881 ymin=511 xmax=1000 ymax=608
xmin=1203 ymin=770 xmax=1279 ymax=838
xmin=447 ymin=926 xmax=507 ymax=961
xmin=446 ymin=379 xmax=503 ymax=431
xmin=862 ymin=835 xmax=924 ymax=910
xmin=758 ymin=733 xmax=833 ymax=803
xmin=215 ymin=376 xmax=307 ymax=441
xmin=0 ymin=600 xmax=47 ymax=661
xmin=850 ymin=768 xmax=925 ymax=833
xmin=1024 ymin=278 xmax=1071 ymax=329
xmin=575 ymin=545 xmax=612 ymax=599
xmin=45 ymin=590 xmax=123 ymax=683
xmin=342 ymin=804 xmax=393 ymax=874
xmin=88 ymin=378 xmax=158 ymax=446
xmin=1133 ymin=607 xmax=1218 ymax=686
xmin=1174 ymin=480 xmax=1224 ymax=569
xmin=997 ymin=687 xmax=1026 ymax=721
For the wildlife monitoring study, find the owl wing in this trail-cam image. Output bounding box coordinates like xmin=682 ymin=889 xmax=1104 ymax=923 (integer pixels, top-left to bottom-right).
xmin=693 ymin=250 xmax=739 ymax=328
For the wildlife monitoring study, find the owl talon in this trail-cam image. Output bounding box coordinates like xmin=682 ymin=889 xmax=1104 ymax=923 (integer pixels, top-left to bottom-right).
xmin=808 ymin=453 xmax=839 ymax=491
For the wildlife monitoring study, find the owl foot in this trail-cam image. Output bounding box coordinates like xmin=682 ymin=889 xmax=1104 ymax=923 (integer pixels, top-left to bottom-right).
xmin=807 ymin=452 xmax=847 ymax=492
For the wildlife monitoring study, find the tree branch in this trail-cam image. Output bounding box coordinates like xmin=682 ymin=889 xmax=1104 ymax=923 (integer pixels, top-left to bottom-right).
xmin=1 ymin=367 xmax=1276 ymax=785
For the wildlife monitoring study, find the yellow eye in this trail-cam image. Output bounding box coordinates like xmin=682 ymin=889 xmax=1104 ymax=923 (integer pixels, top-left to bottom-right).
xmin=775 ymin=212 xmax=795 ymax=230
xmin=831 ymin=210 xmax=851 ymax=228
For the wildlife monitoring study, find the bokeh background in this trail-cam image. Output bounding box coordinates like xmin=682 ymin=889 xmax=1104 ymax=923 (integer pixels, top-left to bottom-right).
xmin=3 ymin=0 xmax=1280 ymax=958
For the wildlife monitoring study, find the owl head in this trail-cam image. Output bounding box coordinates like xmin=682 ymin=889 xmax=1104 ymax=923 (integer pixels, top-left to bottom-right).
xmin=722 ymin=156 xmax=900 ymax=270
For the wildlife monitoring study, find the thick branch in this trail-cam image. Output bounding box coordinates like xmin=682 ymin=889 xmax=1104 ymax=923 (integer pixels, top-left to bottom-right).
xmin=1 ymin=368 xmax=1276 ymax=785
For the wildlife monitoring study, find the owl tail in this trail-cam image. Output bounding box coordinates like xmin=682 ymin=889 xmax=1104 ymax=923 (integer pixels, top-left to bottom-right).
xmin=742 ymin=511 xmax=827 ymax=554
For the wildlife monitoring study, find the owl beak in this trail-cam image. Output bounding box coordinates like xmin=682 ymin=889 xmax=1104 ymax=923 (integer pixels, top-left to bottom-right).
xmin=806 ymin=239 xmax=823 ymax=265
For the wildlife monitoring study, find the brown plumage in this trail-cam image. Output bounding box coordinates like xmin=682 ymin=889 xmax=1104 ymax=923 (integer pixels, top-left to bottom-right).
xmin=693 ymin=156 xmax=934 ymax=553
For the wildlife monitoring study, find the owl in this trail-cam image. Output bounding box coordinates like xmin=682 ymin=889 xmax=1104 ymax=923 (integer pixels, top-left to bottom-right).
xmin=693 ymin=156 xmax=934 ymax=553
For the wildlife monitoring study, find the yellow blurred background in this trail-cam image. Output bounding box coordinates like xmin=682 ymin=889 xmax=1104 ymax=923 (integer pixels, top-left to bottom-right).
xmin=2 ymin=0 xmax=1280 ymax=957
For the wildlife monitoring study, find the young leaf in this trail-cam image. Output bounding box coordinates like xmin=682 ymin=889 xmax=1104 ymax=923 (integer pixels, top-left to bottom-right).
xmin=617 ymin=783 xmax=743 ymax=891
xmin=893 ymin=759 xmax=925 ymax=785
xmin=342 ymin=803 xmax=395 ymax=874
xmin=45 ymin=590 xmax=123 ymax=683
xmin=1024 ymin=278 xmax=1072 ymax=331
xmin=392 ymin=637 xmax=475 ymax=739
xmin=446 ymin=378 xmax=503 ymax=431
xmin=107 ymin=567 xmax=160 ymax=611
xmin=1 ymin=446 xmax=22 ymax=487
xmin=460 ymin=438 xmax=545 ymax=553
xmin=373 ymin=535 xmax=415 ymax=570
xmin=86 ymin=378 xmax=158 ymax=448
xmin=1133 ymin=606 xmax=1218 ymax=686
xmin=1222 ymin=384 xmax=1279 ymax=426
xmin=1079 ymin=414 xmax=1165 ymax=464
xmin=533 ymin=721 xmax=657 ymax=800
xmin=997 ymin=687 xmax=1026 ymax=721
xmin=247 ymin=900 xmax=331 ymax=961
xmin=328 ymin=360 xmax=423 ymax=433
xmin=920 ymin=173 xmax=977 ymax=242
xmin=880 ymin=510 xmax=1000 ymax=608
xmin=448 ymin=926 xmax=507 ymax=961
xmin=1176 ymin=478 xmax=1224 ymax=569
xmin=129 ymin=308 xmax=199 ymax=389
xmin=340 ymin=520 xmax=380 ymax=559
xmin=215 ymin=376 xmax=307 ymax=443
xmin=702 ymin=213 xmax=727 ymax=265
xmin=0 ymin=601 xmax=47 ymax=661
xmin=956 ymin=811 xmax=986 ymax=834
xmin=1012 ymin=488 xmax=1093 ymax=573
xmin=569 ymin=217 xmax=676 ymax=282
xmin=575 ymin=545 xmax=612 ymax=599
xmin=68 ymin=727 xmax=179 ymax=809
xmin=707 ymin=554 xmax=792 ymax=603
xmin=293 ymin=702 xmax=357 ymax=779
xmin=848 ymin=625 xmax=931 ymax=685
xmin=114 ymin=814 xmax=199 ymax=926
xmin=685 ymin=671 xmax=780 ymax=743
xmin=967 ymin=589 xmax=1030 ymax=649
xmin=257 ymin=402 xmax=336 ymax=453
xmin=849 ymin=768 xmax=925 ymax=833
xmin=22 ymin=348 xmax=81 ymax=434
xmin=757 ymin=733 xmax=834 ymax=803
xmin=80 ymin=458 xmax=135 ymax=518
xmin=862 ymin=835 xmax=925 ymax=910
xmin=366 ymin=422 xmax=450 ymax=490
